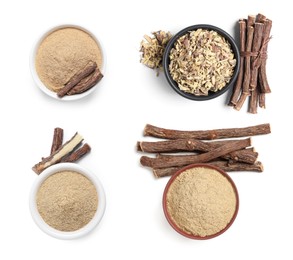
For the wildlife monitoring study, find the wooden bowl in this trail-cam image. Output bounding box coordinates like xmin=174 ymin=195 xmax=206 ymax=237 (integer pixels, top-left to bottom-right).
xmin=162 ymin=163 xmax=239 ymax=239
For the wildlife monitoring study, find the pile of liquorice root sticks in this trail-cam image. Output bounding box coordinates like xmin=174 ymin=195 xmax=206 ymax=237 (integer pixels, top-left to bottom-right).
xmin=137 ymin=123 xmax=271 ymax=178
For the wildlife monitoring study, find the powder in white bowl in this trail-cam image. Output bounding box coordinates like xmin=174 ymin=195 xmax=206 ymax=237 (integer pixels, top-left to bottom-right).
xmin=36 ymin=170 xmax=98 ymax=232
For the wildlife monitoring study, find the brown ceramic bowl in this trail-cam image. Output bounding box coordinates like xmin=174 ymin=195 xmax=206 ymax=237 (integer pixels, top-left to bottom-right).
xmin=162 ymin=163 xmax=239 ymax=240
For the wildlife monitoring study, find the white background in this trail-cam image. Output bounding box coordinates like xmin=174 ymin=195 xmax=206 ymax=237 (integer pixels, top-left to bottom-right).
xmin=0 ymin=0 xmax=292 ymax=259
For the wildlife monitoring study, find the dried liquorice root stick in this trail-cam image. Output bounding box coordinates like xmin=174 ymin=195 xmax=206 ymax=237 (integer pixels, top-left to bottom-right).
xmin=256 ymin=13 xmax=266 ymax=23
xmin=68 ymin=67 xmax=103 ymax=95
xmin=153 ymin=167 xmax=182 ymax=178
xmin=138 ymin=139 xmax=248 ymax=153
xmin=143 ymin=123 xmax=271 ymax=140
xmin=259 ymin=92 xmax=266 ymax=108
xmin=62 ymin=143 xmax=91 ymax=163
xmin=258 ymin=18 xmax=272 ymax=94
xmin=249 ymin=22 xmax=264 ymax=91
xmin=50 ymin=127 xmax=64 ymax=154
xmin=57 ymin=61 xmax=97 ymax=98
xmin=249 ymin=85 xmax=259 ymax=114
xmin=137 ymin=139 xmax=212 ymax=153
xmin=234 ymin=17 xmax=254 ymax=111
xmin=137 ymin=140 xmax=258 ymax=164
xmin=153 ymin=161 xmax=263 ymax=178
xmin=212 ymin=160 xmax=263 ymax=172
xmin=140 ymin=138 xmax=251 ymax=168
xmin=156 ymin=148 xmax=258 ymax=165
xmin=224 ymin=147 xmax=258 ymax=164
xmin=229 ymin=19 xmax=246 ymax=106
xmin=32 ymin=133 xmax=84 ymax=174
xmin=248 ymin=23 xmax=262 ymax=114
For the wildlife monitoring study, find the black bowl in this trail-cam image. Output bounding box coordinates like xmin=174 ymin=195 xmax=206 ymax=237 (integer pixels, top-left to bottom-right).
xmin=163 ymin=24 xmax=240 ymax=101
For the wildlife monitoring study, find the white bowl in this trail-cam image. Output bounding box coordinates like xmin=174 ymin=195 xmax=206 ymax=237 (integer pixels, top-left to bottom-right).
xmin=30 ymin=24 xmax=106 ymax=101
xmin=29 ymin=163 xmax=106 ymax=239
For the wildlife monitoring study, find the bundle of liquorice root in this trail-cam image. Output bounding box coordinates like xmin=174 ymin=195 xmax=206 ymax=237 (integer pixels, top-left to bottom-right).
xmin=137 ymin=124 xmax=271 ymax=178
xmin=32 ymin=128 xmax=91 ymax=174
xmin=229 ymin=13 xmax=272 ymax=113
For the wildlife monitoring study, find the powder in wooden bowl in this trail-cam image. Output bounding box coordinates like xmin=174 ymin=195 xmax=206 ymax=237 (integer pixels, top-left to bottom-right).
xmin=164 ymin=165 xmax=238 ymax=239
xmin=35 ymin=27 xmax=103 ymax=93
xmin=36 ymin=170 xmax=98 ymax=232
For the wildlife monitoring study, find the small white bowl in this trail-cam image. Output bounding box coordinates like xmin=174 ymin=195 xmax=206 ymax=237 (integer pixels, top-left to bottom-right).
xmin=30 ymin=24 xmax=106 ymax=101
xmin=29 ymin=163 xmax=106 ymax=239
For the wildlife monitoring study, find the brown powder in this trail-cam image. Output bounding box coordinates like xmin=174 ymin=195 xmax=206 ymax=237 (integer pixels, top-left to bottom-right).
xmin=35 ymin=27 xmax=103 ymax=92
xmin=36 ymin=170 xmax=98 ymax=232
xmin=166 ymin=167 xmax=237 ymax=237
